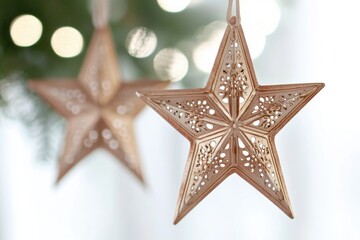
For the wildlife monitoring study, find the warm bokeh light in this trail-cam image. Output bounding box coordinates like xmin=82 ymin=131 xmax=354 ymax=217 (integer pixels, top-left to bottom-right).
xmin=192 ymin=0 xmax=280 ymax=74
xmin=51 ymin=27 xmax=84 ymax=58
xmin=10 ymin=14 xmax=43 ymax=47
xmin=193 ymin=21 xmax=226 ymax=73
xmin=242 ymin=0 xmax=281 ymax=36
xmin=244 ymin=30 xmax=266 ymax=59
xmin=126 ymin=27 xmax=157 ymax=58
xmin=193 ymin=41 xmax=217 ymax=73
xmin=157 ymin=0 xmax=191 ymax=13
xmin=154 ymin=48 xmax=189 ymax=81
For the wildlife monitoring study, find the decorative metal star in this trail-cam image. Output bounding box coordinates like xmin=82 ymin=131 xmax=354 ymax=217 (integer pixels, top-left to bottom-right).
xmin=138 ymin=21 xmax=324 ymax=223
xmin=29 ymin=27 xmax=169 ymax=183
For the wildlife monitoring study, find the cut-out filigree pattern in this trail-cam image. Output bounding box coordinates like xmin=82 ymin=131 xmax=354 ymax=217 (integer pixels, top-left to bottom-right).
xmin=154 ymin=99 xmax=210 ymax=133
xmin=109 ymin=118 xmax=137 ymax=166
xmin=30 ymin=27 xmax=169 ymax=183
xmin=211 ymin=28 xmax=254 ymax=116
xmin=237 ymin=134 xmax=281 ymax=195
xmin=150 ymin=95 xmax=228 ymax=138
xmin=241 ymin=87 xmax=316 ymax=132
xmin=49 ymin=87 xmax=88 ymax=115
xmin=138 ymin=22 xmax=324 ymax=224
xmin=79 ymin=31 xmax=121 ymax=105
xmin=185 ymin=136 xmax=231 ymax=203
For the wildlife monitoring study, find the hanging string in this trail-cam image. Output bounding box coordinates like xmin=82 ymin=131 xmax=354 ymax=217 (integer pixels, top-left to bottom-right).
xmin=92 ymin=0 xmax=109 ymax=29
xmin=227 ymin=0 xmax=241 ymax=25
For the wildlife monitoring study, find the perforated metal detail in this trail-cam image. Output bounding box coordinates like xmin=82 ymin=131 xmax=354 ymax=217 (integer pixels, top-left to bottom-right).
xmin=138 ymin=22 xmax=324 ymax=224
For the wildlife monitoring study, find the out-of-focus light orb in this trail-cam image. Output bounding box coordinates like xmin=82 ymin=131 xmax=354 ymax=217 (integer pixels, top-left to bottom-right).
xmin=126 ymin=27 xmax=157 ymax=58
xmin=242 ymin=0 xmax=281 ymax=36
xmin=10 ymin=14 xmax=43 ymax=47
xmin=192 ymin=0 xmax=279 ymax=73
xmin=193 ymin=41 xmax=217 ymax=73
xmin=193 ymin=21 xmax=226 ymax=73
xmin=245 ymin=30 xmax=266 ymax=59
xmin=154 ymin=48 xmax=189 ymax=81
xmin=157 ymin=0 xmax=191 ymax=13
xmin=51 ymin=27 xmax=83 ymax=58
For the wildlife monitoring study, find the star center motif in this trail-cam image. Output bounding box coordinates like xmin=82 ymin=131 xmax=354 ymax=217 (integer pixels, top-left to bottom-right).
xmin=138 ymin=21 xmax=324 ymax=223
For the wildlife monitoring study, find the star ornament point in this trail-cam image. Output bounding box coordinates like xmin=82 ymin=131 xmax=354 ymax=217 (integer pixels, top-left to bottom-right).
xmin=138 ymin=23 xmax=324 ymax=223
xmin=29 ymin=27 xmax=169 ymax=183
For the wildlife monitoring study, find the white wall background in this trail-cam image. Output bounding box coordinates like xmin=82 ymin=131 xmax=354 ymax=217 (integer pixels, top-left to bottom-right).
xmin=1 ymin=0 xmax=360 ymax=239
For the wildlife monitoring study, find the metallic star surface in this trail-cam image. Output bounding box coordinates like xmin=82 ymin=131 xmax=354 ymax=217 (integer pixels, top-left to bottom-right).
xmin=29 ymin=27 xmax=169 ymax=183
xmin=138 ymin=22 xmax=324 ymax=223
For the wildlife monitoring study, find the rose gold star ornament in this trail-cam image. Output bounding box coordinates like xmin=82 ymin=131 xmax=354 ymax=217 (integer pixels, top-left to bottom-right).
xmin=29 ymin=0 xmax=169 ymax=183
xmin=137 ymin=0 xmax=324 ymax=223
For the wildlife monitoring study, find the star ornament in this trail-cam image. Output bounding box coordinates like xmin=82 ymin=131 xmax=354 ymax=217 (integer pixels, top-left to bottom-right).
xmin=29 ymin=27 xmax=169 ymax=183
xmin=138 ymin=20 xmax=324 ymax=223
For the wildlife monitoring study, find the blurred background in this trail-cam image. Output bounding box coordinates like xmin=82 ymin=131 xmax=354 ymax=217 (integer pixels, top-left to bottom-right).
xmin=0 ymin=0 xmax=359 ymax=239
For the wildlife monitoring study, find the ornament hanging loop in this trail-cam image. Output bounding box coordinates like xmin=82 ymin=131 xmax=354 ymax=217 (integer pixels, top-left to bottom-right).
xmin=227 ymin=0 xmax=241 ymax=26
xmin=92 ymin=0 xmax=109 ymax=29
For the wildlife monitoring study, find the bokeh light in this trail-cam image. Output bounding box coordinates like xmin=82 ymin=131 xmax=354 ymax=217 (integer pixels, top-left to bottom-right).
xmin=157 ymin=0 xmax=191 ymax=13
xmin=154 ymin=48 xmax=189 ymax=81
xmin=242 ymin=0 xmax=281 ymax=36
xmin=193 ymin=0 xmax=281 ymax=73
xmin=10 ymin=14 xmax=43 ymax=47
xmin=51 ymin=27 xmax=84 ymax=58
xmin=126 ymin=27 xmax=157 ymax=58
xmin=193 ymin=41 xmax=217 ymax=73
xmin=193 ymin=21 xmax=226 ymax=73
xmin=243 ymin=30 xmax=266 ymax=59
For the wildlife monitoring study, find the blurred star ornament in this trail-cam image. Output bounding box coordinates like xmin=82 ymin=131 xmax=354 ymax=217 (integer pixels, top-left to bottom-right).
xmin=29 ymin=0 xmax=168 ymax=183
xmin=138 ymin=0 xmax=324 ymax=224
